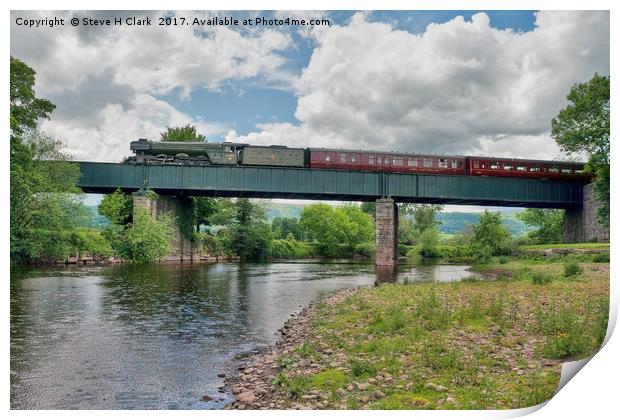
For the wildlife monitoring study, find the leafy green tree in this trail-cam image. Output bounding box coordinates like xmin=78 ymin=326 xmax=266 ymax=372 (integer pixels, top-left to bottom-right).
xmin=10 ymin=58 xmax=85 ymax=263
xmin=551 ymin=74 xmax=610 ymax=226
xmin=517 ymin=209 xmax=564 ymax=244
xmin=123 ymin=208 xmax=173 ymax=263
xmin=10 ymin=56 xmax=55 ymax=136
xmin=192 ymin=197 xmax=218 ymax=232
xmin=160 ymin=124 xmax=206 ymax=142
xmin=98 ymin=188 xmax=133 ymax=225
xmin=360 ymin=202 xmax=376 ymax=218
xmin=417 ymin=227 xmax=440 ymax=257
xmin=337 ymin=204 xmax=373 ymax=247
xmin=271 ymin=217 xmax=303 ymax=240
xmin=469 ymin=210 xmax=512 ymax=257
xmin=229 ymin=198 xmax=271 ymax=260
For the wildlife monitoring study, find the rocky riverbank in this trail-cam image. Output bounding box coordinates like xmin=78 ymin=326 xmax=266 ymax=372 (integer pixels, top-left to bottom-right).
xmin=223 ymin=261 xmax=608 ymax=410
xmin=224 ymin=287 xmax=363 ymax=410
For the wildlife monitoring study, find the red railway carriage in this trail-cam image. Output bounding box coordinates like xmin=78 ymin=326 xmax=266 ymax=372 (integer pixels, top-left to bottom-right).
xmin=309 ymin=148 xmax=467 ymax=175
xmin=468 ymin=157 xmax=589 ymax=180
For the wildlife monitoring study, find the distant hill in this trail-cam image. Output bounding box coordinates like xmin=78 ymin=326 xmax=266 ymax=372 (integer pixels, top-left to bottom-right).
xmin=82 ymin=205 xmax=110 ymax=228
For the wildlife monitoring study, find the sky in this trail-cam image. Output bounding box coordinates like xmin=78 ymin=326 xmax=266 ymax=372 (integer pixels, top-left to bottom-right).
xmin=10 ymin=10 xmax=610 ymax=209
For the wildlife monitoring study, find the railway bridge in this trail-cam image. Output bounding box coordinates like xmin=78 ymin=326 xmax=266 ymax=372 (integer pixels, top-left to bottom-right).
xmin=76 ymin=161 xmax=607 ymax=265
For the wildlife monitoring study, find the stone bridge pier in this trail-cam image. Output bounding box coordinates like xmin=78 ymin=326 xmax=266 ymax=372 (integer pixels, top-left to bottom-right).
xmin=132 ymin=193 xmax=196 ymax=261
xmin=564 ymin=183 xmax=609 ymax=243
xmin=375 ymin=198 xmax=398 ymax=266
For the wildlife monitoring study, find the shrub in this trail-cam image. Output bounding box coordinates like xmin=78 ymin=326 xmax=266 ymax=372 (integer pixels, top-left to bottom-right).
xmin=123 ymin=208 xmax=173 ymax=263
xmin=563 ymin=262 xmax=583 ymax=278
xmin=592 ymin=253 xmax=610 ymax=263
xmin=417 ymin=228 xmax=440 ymax=257
xmin=532 ymin=272 xmax=553 ymax=285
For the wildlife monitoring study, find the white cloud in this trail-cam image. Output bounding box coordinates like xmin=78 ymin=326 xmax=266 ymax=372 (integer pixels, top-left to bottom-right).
xmin=230 ymin=11 xmax=609 ymax=160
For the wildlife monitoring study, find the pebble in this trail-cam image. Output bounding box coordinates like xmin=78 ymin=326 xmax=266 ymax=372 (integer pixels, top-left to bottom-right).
xmin=374 ymin=390 xmax=386 ymax=399
xmin=336 ymin=388 xmax=346 ymax=397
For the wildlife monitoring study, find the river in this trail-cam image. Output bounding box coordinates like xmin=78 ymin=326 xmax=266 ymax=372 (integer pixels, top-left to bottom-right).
xmin=10 ymin=260 xmax=480 ymax=409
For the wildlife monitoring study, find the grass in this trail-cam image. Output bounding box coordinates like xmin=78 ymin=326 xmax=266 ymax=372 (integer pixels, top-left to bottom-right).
xmin=269 ymin=253 xmax=609 ymax=410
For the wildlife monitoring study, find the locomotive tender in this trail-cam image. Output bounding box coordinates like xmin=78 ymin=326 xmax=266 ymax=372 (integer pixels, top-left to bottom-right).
xmin=127 ymin=138 xmax=589 ymax=181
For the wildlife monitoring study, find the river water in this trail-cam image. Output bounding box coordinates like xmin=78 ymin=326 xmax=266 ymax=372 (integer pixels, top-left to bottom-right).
xmin=10 ymin=260 xmax=478 ymax=409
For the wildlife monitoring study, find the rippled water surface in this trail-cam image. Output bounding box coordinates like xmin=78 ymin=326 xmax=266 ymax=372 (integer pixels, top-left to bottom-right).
xmin=10 ymin=260 xmax=478 ymax=409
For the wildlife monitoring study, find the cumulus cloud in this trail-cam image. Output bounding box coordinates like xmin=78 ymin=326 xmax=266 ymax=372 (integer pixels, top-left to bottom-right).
xmin=229 ymin=11 xmax=609 ymax=160
xmin=10 ymin=10 xmax=294 ymax=161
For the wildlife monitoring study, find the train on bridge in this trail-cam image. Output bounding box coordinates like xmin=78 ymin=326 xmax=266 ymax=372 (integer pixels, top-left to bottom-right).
xmin=127 ymin=138 xmax=589 ymax=181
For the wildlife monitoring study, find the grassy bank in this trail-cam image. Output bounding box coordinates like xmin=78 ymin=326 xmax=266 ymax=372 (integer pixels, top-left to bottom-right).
xmin=231 ymin=255 xmax=609 ymax=410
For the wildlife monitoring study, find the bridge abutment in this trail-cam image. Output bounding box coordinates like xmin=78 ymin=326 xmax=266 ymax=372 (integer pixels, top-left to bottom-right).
xmin=563 ymin=183 xmax=609 ymax=243
xmin=132 ymin=193 xmax=196 ymax=261
xmin=375 ymin=198 xmax=398 ymax=266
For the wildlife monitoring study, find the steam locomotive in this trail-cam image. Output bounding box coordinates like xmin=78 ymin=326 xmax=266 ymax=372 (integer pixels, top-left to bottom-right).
xmin=126 ymin=138 xmax=589 ymax=181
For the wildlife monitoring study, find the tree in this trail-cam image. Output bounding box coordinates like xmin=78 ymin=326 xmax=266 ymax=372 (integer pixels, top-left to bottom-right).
xmin=123 ymin=208 xmax=173 ymax=263
xmin=229 ymin=198 xmax=271 ymax=260
xmin=271 ymin=217 xmax=303 ymax=240
xmin=160 ymin=124 xmax=206 ymax=142
xmin=469 ymin=210 xmax=512 ymax=257
xmin=98 ymin=188 xmax=133 ymax=225
xmin=517 ymin=209 xmax=564 ymax=244
xmin=192 ymin=197 xmax=218 ymax=232
xmin=10 ymin=57 xmax=55 ymax=136
xmin=551 ymin=74 xmax=610 ymax=226
xmin=337 ymin=204 xmax=373 ymax=247
xmin=10 ymin=58 xmax=86 ymax=263
xmin=360 ymin=202 xmax=376 ymax=218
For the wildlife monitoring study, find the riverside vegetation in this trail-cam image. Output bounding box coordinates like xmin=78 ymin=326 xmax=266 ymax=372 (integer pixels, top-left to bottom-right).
xmin=226 ymin=248 xmax=609 ymax=410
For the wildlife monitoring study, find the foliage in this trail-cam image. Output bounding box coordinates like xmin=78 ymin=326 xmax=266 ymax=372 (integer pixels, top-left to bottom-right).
xmin=193 ymin=197 xmax=218 ymax=231
xmin=563 ymin=262 xmax=583 ymax=278
xmin=360 ymin=202 xmax=376 ymax=217
xmin=416 ymin=228 xmax=441 ymax=258
xmin=122 ymin=208 xmax=173 ymax=263
xmin=160 ymin=124 xmax=206 ymax=142
xmin=229 ymin=198 xmax=272 ymax=261
xmin=300 ymin=203 xmax=373 ymax=257
xmin=271 ymin=217 xmax=303 ymax=240
xmin=469 ymin=211 xmax=513 ymax=258
xmin=517 ymin=209 xmax=564 ymax=244
xmin=270 ymin=237 xmax=314 ymax=259
xmin=551 ymin=74 xmax=610 ymax=226
xmin=98 ymin=188 xmax=133 ymax=225
xmin=10 ymin=58 xmax=91 ymax=263
xmin=10 ymin=56 xmax=55 ymax=136
xmin=531 ymin=272 xmax=553 ymax=285
xmin=400 ymin=204 xmax=443 ymax=235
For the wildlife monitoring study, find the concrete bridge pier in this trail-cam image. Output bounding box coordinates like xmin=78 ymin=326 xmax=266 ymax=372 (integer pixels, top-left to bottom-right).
xmin=563 ymin=183 xmax=609 ymax=243
xmin=375 ymin=197 xmax=398 ymax=266
xmin=132 ymin=193 xmax=196 ymax=261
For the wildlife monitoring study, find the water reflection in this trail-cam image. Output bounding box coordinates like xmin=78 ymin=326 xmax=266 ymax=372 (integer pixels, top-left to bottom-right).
xmin=10 ymin=260 xmax=479 ymax=409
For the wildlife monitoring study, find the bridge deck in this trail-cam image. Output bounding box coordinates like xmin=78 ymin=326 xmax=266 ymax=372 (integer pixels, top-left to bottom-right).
xmin=76 ymin=162 xmax=584 ymax=208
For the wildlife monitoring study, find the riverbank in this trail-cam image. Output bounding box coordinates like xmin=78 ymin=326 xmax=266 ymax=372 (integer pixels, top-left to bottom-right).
xmin=225 ymin=258 xmax=609 ymax=410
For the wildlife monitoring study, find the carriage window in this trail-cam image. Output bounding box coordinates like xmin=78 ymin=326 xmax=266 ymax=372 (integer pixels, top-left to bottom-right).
xmin=408 ymin=159 xmax=418 ymax=167
xmin=423 ymin=158 xmax=433 ymax=167
xmin=377 ymin=156 xmax=382 ymax=164
xmin=340 ymin=154 xmax=347 ymax=163
xmin=451 ymin=159 xmax=458 ymax=168
xmin=561 ymin=168 xmax=572 ymax=174
xmin=224 ymin=146 xmax=232 ymax=152
xmin=490 ymin=163 xmax=500 ymax=170
xmin=394 ymin=158 xmax=403 ymax=166
xmin=438 ymin=159 xmax=448 ymax=168
xmin=530 ymin=167 xmax=540 ymax=172
xmin=503 ymin=165 xmax=513 ymax=170
xmin=473 ymin=161 xmax=480 ymax=169
xmin=385 ymin=157 xmax=392 ymax=165
xmin=325 ymin=154 xmax=331 ymax=162
xmin=351 ymin=155 xmax=357 ymax=163
xmin=517 ymin=166 xmax=527 ymax=171
xmin=368 ymin=155 xmax=375 ymax=165
xmin=575 ymin=169 xmax=584 ymax=174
